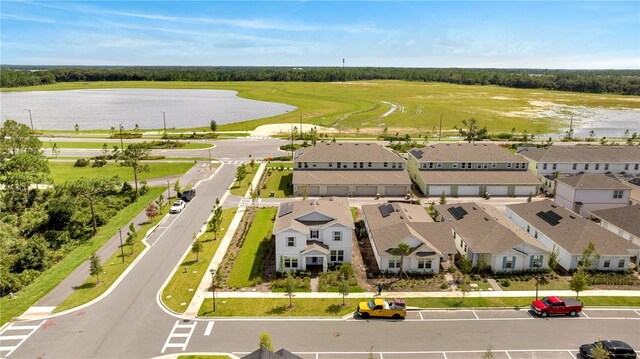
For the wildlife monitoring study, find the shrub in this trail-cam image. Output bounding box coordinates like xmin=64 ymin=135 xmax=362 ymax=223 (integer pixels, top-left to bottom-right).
xmin=74 ymin=158 xmax=89 ymax=167
xmin=92 ymin=158 xmax=107 ymax=167
xmin=500 ymin=278 xmax=511 ymax=287
xmin=440 ymin=282 xmax=449 ymax=290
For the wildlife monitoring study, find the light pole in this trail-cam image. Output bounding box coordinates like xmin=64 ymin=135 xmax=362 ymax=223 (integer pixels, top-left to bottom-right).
xmin=119 ymin=124 xmax=124 ymax=152
xmin=24 ymin=109 xmax=34 ymax=133
xmin=162 ymin=111 xmax=167 ymax=138
xmin=167 ymin=180 xmax=171 ymax=199
xmin=533 ymin=261 xmax=541 ymax=300
xmin=209 ymin=269 xmax=216 ymax=312
xmin=208 ymin=149 xmax=211 ymax=170
xmin=119 ymin=229 xmax=125 ymax=264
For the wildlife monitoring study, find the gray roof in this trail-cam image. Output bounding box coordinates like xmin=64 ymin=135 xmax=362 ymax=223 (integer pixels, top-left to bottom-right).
xmin=557 ymin=173 xmax=632 ymax=190
xmin=243 ymin=348 xmax=302 ymax=359
xmin=295 ymin=142 xmax=404 ymax=163
xmin=273 ymin=198 xmax=355 ymax=234
xmin=518 ymin=145 xmax=640 ymax=163
xmin=507 ymin=200 xmax=640 ymax=256
xmin=435 ymin=203 xmax=548 ymax=255
xmin=418 ymin=170 xmax=540 ymax=185
xmin=409 ymin=143 xmax=526 ymax=163
xmin=590 ymin=205 xmax=640 ymax=238
xmin=293 ymin=170 xmax=411 ymax=186
xmin=362 ymin=203 xmax=456 ymax=257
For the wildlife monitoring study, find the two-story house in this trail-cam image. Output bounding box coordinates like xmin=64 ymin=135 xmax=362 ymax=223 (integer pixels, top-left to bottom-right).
xmin=407 ymin=143 xmax=540 ymax=197
xmin=590 ymin=205 xmax=640 ymax=247
xmin=273 ymin=198 xmax=355 ymax=272
xmin=361 ymin=203 xmax=457 ymax=273
xmin=292 ymin=142 xmax=411 ymax=197
xmin=555 ymin=173 xmax=632 ymax=217
xmin=435 ymin=203 xmax=549 ymax=271
xmin=518 ymin=145 xmax=640 ymax=195
xmin=506 ymin=200 xmax=640 ymax=271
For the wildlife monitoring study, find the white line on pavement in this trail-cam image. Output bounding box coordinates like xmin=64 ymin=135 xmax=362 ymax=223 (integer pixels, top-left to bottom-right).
xmin=634 ymin=309 xmax=640 ymax=317
xmin=504 ymin=350 xmax=512 ymax=359
xmin=568 ymin=350 xmax=577 ymax=359
xmin=162 ymin=321 xmax=198 ymax=353
xmin=0 ymin=320 xmax=45 ymax=357
xmin=442 ymin=353 xmax=448 ymax=359
xmin=204 ymin=322 xmax=214 ymax=336
xmin=418 ymin=311 xmax=424 ymax=320
xmin=581 ymin=311 xmax=590 ymax=318
xmin=472 ymin=310 xmax=479 ymax=320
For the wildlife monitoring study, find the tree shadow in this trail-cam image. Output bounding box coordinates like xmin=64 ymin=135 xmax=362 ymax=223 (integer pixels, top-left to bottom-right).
xmin=267 ymin=305 xmax=288 ymax=315
xmin=325 ymin=303 xmax=343 ymax=314
xmin=73 ymin=282 xmax=97 ymax=290
xmin=180 ymin=259 xmax=199 ymax=267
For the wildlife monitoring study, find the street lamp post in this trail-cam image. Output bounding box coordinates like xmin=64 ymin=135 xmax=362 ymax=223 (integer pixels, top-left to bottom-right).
xmin=209 ymin=269 xmax=216 ymax=312
xmin=24 ymin=109 xmax=34 ymax=133
xmin=162 ymin=111 xmax=167 ymax=138
xmin=208 ymin=149 xmax=211 ymax=170
xmin=533 ymin=261 xmax=541 ymax=300
xmin=167 ymin=180 xmax=171 ymax=199
xmin=119 ymin=229 xmax=125 ymax=264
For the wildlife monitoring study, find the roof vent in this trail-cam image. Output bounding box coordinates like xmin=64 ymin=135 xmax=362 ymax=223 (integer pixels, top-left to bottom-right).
xmin=484 ymin=217 xmax=490 ymax=221
xmin=472 ymin=206 xmax=477 ymax=210
xmin=551 ymin=204 xmax=557 ymax=208
xmin=399 ymin=216 xmax=404 ymax=220
xmin=569 ymin=215 xmax=576 ymax=219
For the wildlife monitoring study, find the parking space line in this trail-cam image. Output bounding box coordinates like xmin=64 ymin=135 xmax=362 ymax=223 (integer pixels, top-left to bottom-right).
xmin=472 ymin=310 xmax=479 ymax=320
xmin=504 ymin=350 xmax=512 ymax=359
xmin=418 ymin=312 xmax=424 ymax=320
xmin=581 ymin=311 xmax=590 ymax=318
xmin=634 ymin=310 xmax=640 ymax=317
xmin=379 ymin=353 xmax=384 ymax=359
xmin=442 ymin=352 xmax=448 ymax=359
xmin=204 ymin=321 xmax=214 ymax=336
xmin=567 ymin=350 xmax=577 ymax=359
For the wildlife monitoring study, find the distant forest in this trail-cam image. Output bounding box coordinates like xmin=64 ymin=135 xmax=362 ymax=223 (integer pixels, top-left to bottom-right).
xmin=2 ymin=66 xmax=639 ymax=95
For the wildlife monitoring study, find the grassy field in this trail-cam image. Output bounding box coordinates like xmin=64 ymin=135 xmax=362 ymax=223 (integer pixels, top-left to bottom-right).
xmin=162 ymin=208 xmax=237 ymax=313
xmin=198 ymin=296 xmax=640 ymax=317
xmin=259 ymin=169 xmax=293 ymax=198
xmin=49 ymin=161 xmax=195 ymax=184
xmin=501 ymin=277 xmax=571 ymax=291
xmin=0 ymin=187 xmax=164 ymax=325
xmin=229 ymin=164 xmax=259 ymax=196
xmin=266 ymin=162 xmax=293 ymax=169
xmin=5 ymin=81 xmax=639 ymax=134
xmin=42 ymin=141 xmax=212 ymax=150
xmin=226 ymin=208 xmax=278 ymax=288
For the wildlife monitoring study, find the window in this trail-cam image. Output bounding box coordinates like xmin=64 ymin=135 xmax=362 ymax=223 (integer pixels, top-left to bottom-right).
xmin=353 ymin=162 xmax=357 ymax=168
xmin=437 ymin=162 xmax=442 ymax=168
xmin=613 ymin=190 xmax=624 ymax=199
xmin=428 ymin=162 xmax=434 ymax=169
xmin=388 ymin=259 xmax=400 ymax=269
xmin=384 ymin=162 xmax=388 ymax=168
xmin=359 ymin=162 xmax=363 ymax=168
xmin=304 ymin=162 xmax=308 ymax=168
xmin=418 ymin=259 xmax=432 ymax=269
xmin=297 ymin=163 xmax=302 ymax=169
xmin=287 ymin=237 xmax=295 ymax=247
xmin=392 ymin=162 xmax=396 ymax=169
xmin=328 ymin=162 xmax=333 ymax=168
xmin=635 ymin=164 xmax=639 ymax=170
xmin=503 ymin=256 xmax=515 ymax=269
xmin=312 ymin=163 xmax=316 ymax=168
xmin=515 ymin=163 xmax=521 ymax=169
xmin=368 ymin=162 xmax=372 ymax=168
xmin=453 ymin=163 xmax=458 ymax=168
xmin=330 ymin=250 xmax=344 ymax=262
xmin=584 ymin=164 xmax=589 ymax=170
xmin=461 ymin=162 xmax=466 ymax=169
xmin=398 ymin=163 xmax=403 ymax=169
xmin=508 ymin=163 xmax=512 ymax=168
xmin=333 ymin=231 xmax=342 ymax=241
xmin=534 ymin=230 xmax=538 ymax=239
xmin=483 ymin=163 xmax=488 ymax=169
xmin=603 ymin=258 xmax=610 ymax=268
xmin=552 ymin=163 xmax=557 ymax=170
xmin=604 ymin=164 xmax=609 ymax=170
xmin=543 ymin=163 xmax=547 ymax=170
xmin=625 ymin=163 xmax=629 ymax=170
xmin=284 ymin=257 xmax=298 ymax=268
xmin=572 ymin=163 xmax=577 ymax=170
xmin=595 ymin=164 xmax=600 ymax=170
xmin=618 ymin=258 xmax=625 ymax=268
xmin=530 ymin=255 xmax=543 ymax=268
xmin=526 ymin=225 xmax=530 ymax=233
xmin=310 ymin=230 xmax=319 ymax=239
xmin=491 ymin=162 xmax=496 ymax=168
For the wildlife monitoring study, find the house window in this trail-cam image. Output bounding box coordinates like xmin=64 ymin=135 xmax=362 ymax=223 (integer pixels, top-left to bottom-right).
xmin=534 ymin=230 xmax=538 ymax=239
xmin=613 ymin=190 xmax=624 ymax=199
xmin=491 ymin=162 xmax=496 ymax=168
xmin=603 ymin=258 xmax=611 ymax=268
xmin=337 ymin=162 xmax=341 ymax=168
xmin=284 ymin=257 xmax=298 ymax=268
xmin=572 ymin=163 xmax=577 ymax=170
xmin=384 ymin=162 xmax=388 ymax=168
xmin=595 ymin=164 xmax=600 ymax=170
xmin=526 ymin=225 xmax=530 ymax=233
xmin=625 ymin=164 xmax=629 ymax=170
xmin=353 ymin=162 xmax=357 ymax=168
xmin=453 ymin=163 xmax=458 ymax=168
xmin=552 ymin=163 xmax=557 ymax=170
xmin=503 ymin=256 xmax=515 ymax=269
xmin=483 ymin=163 xmax=488 ymax=169
xmin=312 ymin=163 xmax=316 ymax=168
xmin=310 ymin=230 xmax=319 ymax=239
xmin=604 ymin=164 xmax=609 ymax=170
xmin=635 ymin=164 xmax=639 ymax=170
xmin=399 ymin=163 xmax=403 ymax=169
xmin=461 ymin=163 xmax=466 ymax=169
xmin=328 ymin=162 xmax=333 ymax=168
xmin=304 ymin=162 xmax=308 ymax=168
xmin=584 ymin=164 xmax=589 ymax=170
xmin=392 ymin=163 xmax=396 ymax=169
xmin=330 ymin=250 xmax=344 ymax=262
xmin=437 ymin=163 xmax=442 ymax=168
xmin=333 ymin=231 xmax=342 ymax=241
xmin=418 ymin=259 xmax=432 ymax=269
xmin=297 ymin=163 xmax=302 ymax=169
xmin=388 ymin=258 xmax=400 ymax=269
xmin=429 ymin=162 xmax=434 ymax=169
xmin=543 ymin=163 xmax=547 ymax=170
xmin=359 ymin=162 xmax=363 ymax=168
xmin=287 ymin=237 xmax=295 ymax=247
xmin=618 ymin=258 xmax=625 ymax=268
xmin=368 ymin=162 xmax=372 ymax=168
xmin=530 ymin=255 xmax=543 ymax=268
xmin=508 ymin=163 xmax=512 ymax=168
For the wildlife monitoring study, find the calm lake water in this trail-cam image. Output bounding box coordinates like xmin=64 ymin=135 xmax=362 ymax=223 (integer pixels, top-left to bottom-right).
xmin=0 ymin=89 xmax=297 ymax=130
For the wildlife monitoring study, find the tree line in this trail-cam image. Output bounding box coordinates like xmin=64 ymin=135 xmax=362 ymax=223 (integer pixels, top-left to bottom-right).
xmin=2 ymin=66 xmax=639 ymax=95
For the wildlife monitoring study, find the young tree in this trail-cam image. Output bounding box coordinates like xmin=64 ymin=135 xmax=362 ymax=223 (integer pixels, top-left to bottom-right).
xmin=392 ymin=243 xmax=412 ymax=280
xmin=548 ymin=245 xmax=560 ymax=271
xmin=155 ymin=194 xmax=165 ymax=210
xmin=51 ymin=143 xmax=60 ymax=158
xmin=125 ymin=223 xmax=137 ymax=254
xmin=191 ymin=239 xmax=203 ymax=262
xmin=250 ymin=158 xmax=256 ymax=170
xmin=236 ymin=164 xmax=247 ymax=187
xmin=284 ymin=271 xmax=296 ymax=308
xmin=249 ymin=184 xmax=258 ymax=207
xmin=67 ymin=176 xmax=121 ymax=234
xmin=120 ymin=143 xmax=151 ymax=198
xmin=456 ymin=118 xmax=487 ymax=143
xmin=458 ymin=254 xmax=473 ymax=274
xmin=591 ymin=341 xmax=611 ymax=359
xmin=210 ymin=120 xmax=218 ymax=132
xmin=174 ymin=180 xmax=181 ymax=196
xmin=459 ymin=274 xmax=471 ymax=303
xmin=481 ymin=345 xmax=495 ymax=359
xmin=569 ymin=268 xmax=589 ymax=299
xmin=89 ymin=252 xmax=103 ymax=285
xmin=74 ymin=123 xmax=80 ymax=134
xmin=439 ymin=191 xmax=447 ymax=205
xmin=337 ymin=274 xmax=350 ymax=306
xmin=579 ymin=242 xmax=600 ymax=270
xmin=258 ymin=331 xmax=274 ymax=351
xmin=146 ymin=203 xmax=159 ymax=222
xmin=476 ymin=256 xmax=487 ymax=275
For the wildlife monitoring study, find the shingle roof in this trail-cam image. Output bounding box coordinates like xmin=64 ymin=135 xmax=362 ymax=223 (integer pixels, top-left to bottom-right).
xmin=294 ymin=142 xmax=403 ymax=163
xmin=293 ymin=170 xmax=411 ymax=186
xmin=273 ymin=198 xmax=355 ymax=234
xmin=590 ymin=204 xmax=640 ymax=238
xmin=409 ymin=143 xmax=526 ymax=162
xmin=418 ymin=170 xmax=540 ymax=185
xmin=243 ymin=348 xmax=302 ymax=359
xmin=362 ymin=202 xmax=433 ymax=230
xmin=507 ymin=200 xmax=640 ymax=256
xmin=435 ymin=203 xmax=547 ymax=255
xmin=518 ymin=145 xmax=640 ymax=163
xmin=557 ymin=173 xmax=632 ymax=190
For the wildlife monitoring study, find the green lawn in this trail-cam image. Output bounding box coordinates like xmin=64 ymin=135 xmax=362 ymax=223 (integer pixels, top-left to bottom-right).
xmin=162 ymin=208 xmax=237 ymax=313
xmin=501 ymin=277 xmax=571 ymax=291
xmin=265 ymin=162 xmax=293 ymax=169
xmin=198 ymin=296 xmax=640 ymax=317
xmin=42 ymin=141 xmax=212 ymax=150
xmin=469 ymin=279 xmax=493 ymax=291
xmin=226 ymin=208 xmax=278 ymax=288
xmin=49 ymin=161 xmax=195 ymax=184
xmin=259 ymin=169 xmax=293 ymax=198
xmin=5 ymin=81 xmax=639 ymax=135
xmin=54 ymin=208 xmax=170 ymax=312
xmin=0 ymin=187 xmax=164 ymax=325
xmin=229 ymin=164 xmax=260 ymax=196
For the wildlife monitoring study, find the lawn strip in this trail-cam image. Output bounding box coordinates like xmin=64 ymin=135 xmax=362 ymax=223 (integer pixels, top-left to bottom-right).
xmin=49 ymin=161 xmax=195 ymax=184
xmin=229 ymin=164 xmax=260 ymax=196
xmin=259 ymin=168 xmax=293 ymax=198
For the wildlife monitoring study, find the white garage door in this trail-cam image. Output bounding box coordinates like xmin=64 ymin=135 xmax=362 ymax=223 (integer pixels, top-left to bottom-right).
xmin=486 ymin=185 xmax=508 ymax=196
xmin=515 ymin=186 xmax=537 ymax=196
xmin=305 ymin=186 xmax=320 ymax=196
xmin=457 ymin=186 xmax=480 ymax=196
xmin=327 ymin=186 xmax=349 ymax=196
xmin=356 ymin=186 xmax=377 ymax=196
xmin=428 ymin=186 xmax=451 ymax=196
xmin=384 ymin=186 xmax=407 ymax=197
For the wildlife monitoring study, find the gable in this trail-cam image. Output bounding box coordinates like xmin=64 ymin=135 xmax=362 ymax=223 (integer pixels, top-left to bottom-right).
xmin=297 ymin=211 xmax=334 ymax=222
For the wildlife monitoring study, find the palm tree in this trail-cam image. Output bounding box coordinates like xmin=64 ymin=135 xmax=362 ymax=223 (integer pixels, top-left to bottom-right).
xmin=392 ymin=243 xmax=412 ymax=280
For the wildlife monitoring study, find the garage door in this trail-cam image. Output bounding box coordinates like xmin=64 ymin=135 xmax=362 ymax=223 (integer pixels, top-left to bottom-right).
xmin=384 ymin=186 xmax=407 ymax=197
xmin=356 ymin=186 xmax=377 ymax=196
xmin=515 ymin=186 xmax=538 ymax=196
xmin=457 ymin=186 xmax=480 ymax=196
xmin=428 ymin=186 xmax=451 ymax=196
xmin=327 ymin=186 xmax=349 ymax=196
xmin=305 ymin=186 xmax=320 ymax=196
xmin=486 ymin=185 xmax=508 ymax=196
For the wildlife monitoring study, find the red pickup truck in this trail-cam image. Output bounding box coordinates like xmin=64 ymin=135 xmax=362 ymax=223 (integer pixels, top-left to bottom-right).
xmin=531 ymin=296 xmax=583 ymax=317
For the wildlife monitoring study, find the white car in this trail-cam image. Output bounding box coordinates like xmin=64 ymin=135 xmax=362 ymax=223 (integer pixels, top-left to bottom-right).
xmin=170 ymin=200 xmax=186 ymax=213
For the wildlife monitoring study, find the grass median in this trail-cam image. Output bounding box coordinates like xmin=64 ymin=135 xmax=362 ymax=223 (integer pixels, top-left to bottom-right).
xmin=259 ymin=168 xmax=293 ymax=198
xmin=198 ymin=296 xmax=640 ymax=317
xmin=42 ymin=141 xmax=212 ymax=150
xmin=162 ymin=208 xmax=237 ymax=313
xmin=0 ymin=187 xmax=164 ymax=325
xmin=229 ymin=164 xmax=259 ymax=196
xmin=49 ymin=161 xmax=195 ymax=184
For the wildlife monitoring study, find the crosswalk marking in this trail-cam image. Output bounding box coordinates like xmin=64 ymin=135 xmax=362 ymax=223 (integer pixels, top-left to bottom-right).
xmin=161 ymin=320 xmax=197 ymax=354
xmin=225 ymin=160 xmax=245 ymax=165
xmin=238 ymin=198 xmax=252 ymax=207
xmin=0 ymin=320 xmax=46 ymax=357
xmin=247 ymin=136 xmax=270 ymax=140
xmin=204 ymin=321 xmax=214 ymax=336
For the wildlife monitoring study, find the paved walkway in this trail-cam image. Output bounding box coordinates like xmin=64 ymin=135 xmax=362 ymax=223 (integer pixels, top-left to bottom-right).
xmin=487 ymin=278 xmax=503 ymax=291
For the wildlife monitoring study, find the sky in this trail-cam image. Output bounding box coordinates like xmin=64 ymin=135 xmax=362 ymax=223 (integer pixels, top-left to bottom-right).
xmin=1 ymin=1 xmax=639 ymax=69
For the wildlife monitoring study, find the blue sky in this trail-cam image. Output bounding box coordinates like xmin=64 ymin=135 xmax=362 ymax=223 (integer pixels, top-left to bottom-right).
xmin=1 ymin=1 xmax=639 ymax=68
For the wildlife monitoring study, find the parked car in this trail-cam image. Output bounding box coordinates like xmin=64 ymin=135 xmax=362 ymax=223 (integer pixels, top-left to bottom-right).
xmin=356 ymin=298 xmax=406 ymax=319
xmin=580 ymin=340 xmax=637 ymax=358
xmin=530 ymin=296 xmax=583 ymax=317
xmin=181 ymin=189 xmax=196 ymax=202
xmin=170 ymin=200 xmax=186 ymax=213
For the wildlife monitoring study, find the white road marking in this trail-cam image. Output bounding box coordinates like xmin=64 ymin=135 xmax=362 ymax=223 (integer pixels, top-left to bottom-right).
xmin=418 ymin=311 xmax=424 ymax=320
xmin=161 ymin=320 xmax=197 ymax=353
xmin=634 ymin=309 xmax=640 ymax=317
xmin=472 ymin=310 xmax=479 ymax=320
xmin=504 ymin=350 xmax=512 ymax=359
xmin=0 ymin=320 xmax=45 ymax=357
xmin=379 ymin=353 xmax=384 ymax=359
xmin=204 ymin=321 xmax=214 ymax=336
xmin=581 ymin=311 xmax=590 ymax=318
xmin=442 ymin=352 xmax=448 ymax=359
xmin=568 ymin=350 xmax=577 ymax=359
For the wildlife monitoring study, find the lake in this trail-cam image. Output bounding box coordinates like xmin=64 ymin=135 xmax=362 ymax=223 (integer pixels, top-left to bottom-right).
xmin=0 ymin=89 xmax=297 ymax=130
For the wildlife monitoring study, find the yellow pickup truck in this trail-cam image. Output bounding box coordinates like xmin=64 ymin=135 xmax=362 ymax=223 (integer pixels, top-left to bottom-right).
xmin=356 ymin=298 xmax=406 ymax=319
